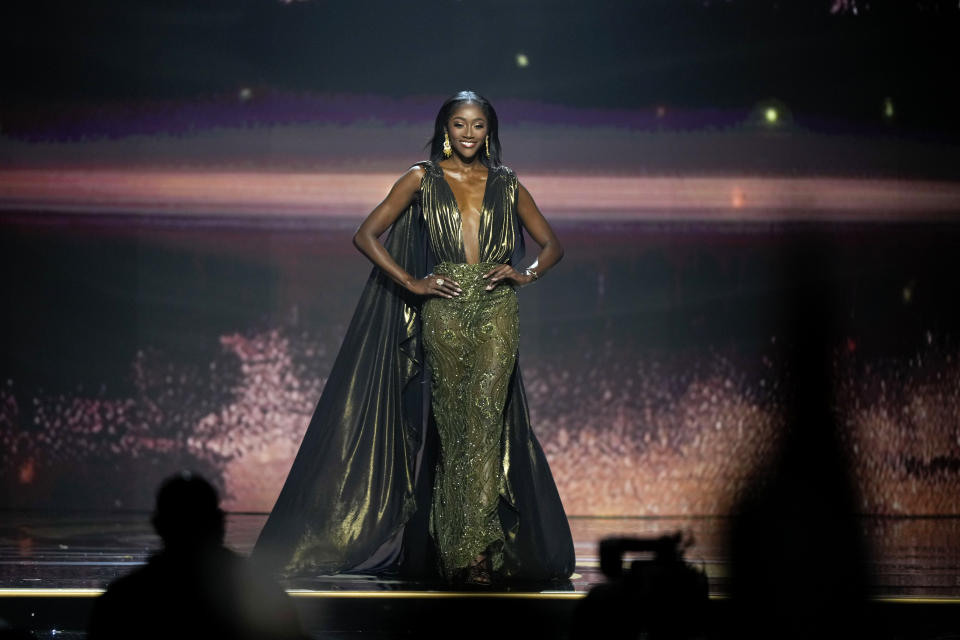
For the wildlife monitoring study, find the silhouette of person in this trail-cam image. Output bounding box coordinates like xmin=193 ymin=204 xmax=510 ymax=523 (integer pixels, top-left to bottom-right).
xmin=87 ymin=471 xmax=305 ymax=640
xmin=725 ymin=243 xmax=871 ymax=639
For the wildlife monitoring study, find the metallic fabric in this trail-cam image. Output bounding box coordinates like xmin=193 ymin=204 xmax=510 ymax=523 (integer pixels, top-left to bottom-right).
xmin=251 ymin=190 xmax=428 ymax=576
xmin=251 ymin=161 xmax=574 ymax=583
xmin=418 ymin=162 xmax=518 ymax=265
xmin=423 ymin=261 xmax=519 ymax=579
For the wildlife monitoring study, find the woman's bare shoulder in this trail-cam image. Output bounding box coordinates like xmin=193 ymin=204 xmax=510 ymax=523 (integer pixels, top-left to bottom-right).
xmin=402 ymin=161 xmax=435 ymax=182
xmin=411 ymin=160 xmax=436 ymax=173
xmin=390 ymin=162 xmax=431 ymax=192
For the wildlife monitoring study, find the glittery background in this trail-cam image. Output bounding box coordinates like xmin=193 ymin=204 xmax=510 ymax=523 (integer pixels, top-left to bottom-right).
xmin=2 ymin=218 xmax=957 ymax=516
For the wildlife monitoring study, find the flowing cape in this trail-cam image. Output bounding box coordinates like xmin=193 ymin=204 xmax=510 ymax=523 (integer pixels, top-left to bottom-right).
xmin=251 ymin=195 xmax=575 ymax=582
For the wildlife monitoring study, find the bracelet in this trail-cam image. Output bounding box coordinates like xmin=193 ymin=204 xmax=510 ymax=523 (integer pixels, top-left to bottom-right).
xmin=524 ymin=267 xmax=540 ymax=282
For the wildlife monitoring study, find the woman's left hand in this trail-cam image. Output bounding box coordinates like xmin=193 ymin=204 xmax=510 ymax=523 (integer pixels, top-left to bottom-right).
xmin=482 ymin=264 xmax=532 ymax=290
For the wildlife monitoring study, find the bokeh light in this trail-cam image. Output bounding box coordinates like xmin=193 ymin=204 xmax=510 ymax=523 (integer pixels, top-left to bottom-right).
xmin=883 ymin=96 xmax=895 ymax=120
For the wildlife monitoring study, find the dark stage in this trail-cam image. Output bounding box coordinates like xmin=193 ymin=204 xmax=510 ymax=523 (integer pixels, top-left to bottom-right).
xmin=0 ymin=512 xmax=958 ymax=638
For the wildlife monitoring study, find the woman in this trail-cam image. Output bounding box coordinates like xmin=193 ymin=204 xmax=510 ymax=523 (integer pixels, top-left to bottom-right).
xmin=252 ymin=91 xmax=574 ymax=586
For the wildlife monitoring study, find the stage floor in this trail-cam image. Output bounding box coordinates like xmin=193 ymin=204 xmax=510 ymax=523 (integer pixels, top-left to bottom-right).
xmin=1 ymin=513 xmax=958 ymax=597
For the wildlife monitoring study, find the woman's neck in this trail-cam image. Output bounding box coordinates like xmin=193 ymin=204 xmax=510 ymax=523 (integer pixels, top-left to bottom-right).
xmin=442 ymin=154 xmax=485 ymax=175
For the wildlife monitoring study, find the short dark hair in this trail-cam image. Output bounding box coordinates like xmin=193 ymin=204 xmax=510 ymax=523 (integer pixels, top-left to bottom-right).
xmin=151 ymin=471 xmax=225 ymax=547
xmin=426 ymin=90 xmax=502 ymax=168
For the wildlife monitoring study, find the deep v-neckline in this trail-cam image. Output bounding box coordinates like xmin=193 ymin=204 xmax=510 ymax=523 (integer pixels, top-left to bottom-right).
xmin=437 ymin=164 xmax=492 ymax=264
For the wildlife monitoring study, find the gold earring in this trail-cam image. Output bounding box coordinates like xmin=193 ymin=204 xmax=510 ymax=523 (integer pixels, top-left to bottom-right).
xmin=443 ymin=131 xmax=452 ymax=158
xmin=485 ymin=136 xmax=490 ymax=159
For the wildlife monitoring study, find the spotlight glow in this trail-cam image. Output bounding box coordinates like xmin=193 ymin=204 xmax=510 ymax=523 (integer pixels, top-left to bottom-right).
xmin=731 ymin=186 xmax=745 ymax=209
xmin=764 ymin=107 xmax=778 ymax=124
xmin=515 ymin=52 xmax=529 ymax=68
xmin=883 ymin=97 xmax=894 ymax=119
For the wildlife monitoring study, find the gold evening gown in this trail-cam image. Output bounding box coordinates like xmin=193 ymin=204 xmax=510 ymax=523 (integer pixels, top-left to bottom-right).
xmin=251 ymin=160 xmax=574 ymax=583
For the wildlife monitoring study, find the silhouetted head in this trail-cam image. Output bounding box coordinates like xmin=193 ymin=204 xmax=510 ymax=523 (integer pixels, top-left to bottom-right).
xmin=427 ymin=90 xmax=502 ymax=168
xmin=150 ymin=471 xmax=225 ymax=551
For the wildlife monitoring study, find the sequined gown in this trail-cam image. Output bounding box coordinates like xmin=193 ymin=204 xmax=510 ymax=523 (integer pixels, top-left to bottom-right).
xmin=251 ymin=160 xmax=574 ymax=583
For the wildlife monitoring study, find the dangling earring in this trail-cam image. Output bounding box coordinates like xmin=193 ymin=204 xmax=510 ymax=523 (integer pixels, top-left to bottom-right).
xmin=485 ymin=136 xmax=490 ymax=159
xmin=443 ymin=131 xmax=452 ymax=158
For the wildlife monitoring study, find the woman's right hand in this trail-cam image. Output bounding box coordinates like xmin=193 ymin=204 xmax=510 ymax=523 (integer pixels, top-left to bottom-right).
xmin=408 ymin=274 xmax=461 ymax=299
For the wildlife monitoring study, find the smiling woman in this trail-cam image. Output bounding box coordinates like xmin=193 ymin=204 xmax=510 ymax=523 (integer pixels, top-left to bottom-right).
xmin=250 ymin=90 xmax=574 ymax=587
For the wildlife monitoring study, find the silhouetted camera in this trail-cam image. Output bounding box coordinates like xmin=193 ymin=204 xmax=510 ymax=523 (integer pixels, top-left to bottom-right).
xmin=572 ymin=532 xmax=708 ymax=640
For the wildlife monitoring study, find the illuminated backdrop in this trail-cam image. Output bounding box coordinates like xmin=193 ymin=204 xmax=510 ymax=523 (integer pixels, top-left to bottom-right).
xmin=1 ymin=1 xmax=959 ymax=516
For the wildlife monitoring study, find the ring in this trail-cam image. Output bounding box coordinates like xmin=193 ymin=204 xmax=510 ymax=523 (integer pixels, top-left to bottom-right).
xmin=436 ymin=278 xmax=444 ymax=286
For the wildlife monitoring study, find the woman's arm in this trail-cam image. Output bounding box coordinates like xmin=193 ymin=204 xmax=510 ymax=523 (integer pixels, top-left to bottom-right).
xmin=353 ymin=166 xmax=461 ymax=299
xmin=484 ymin=181 xmax=564 ymax=289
